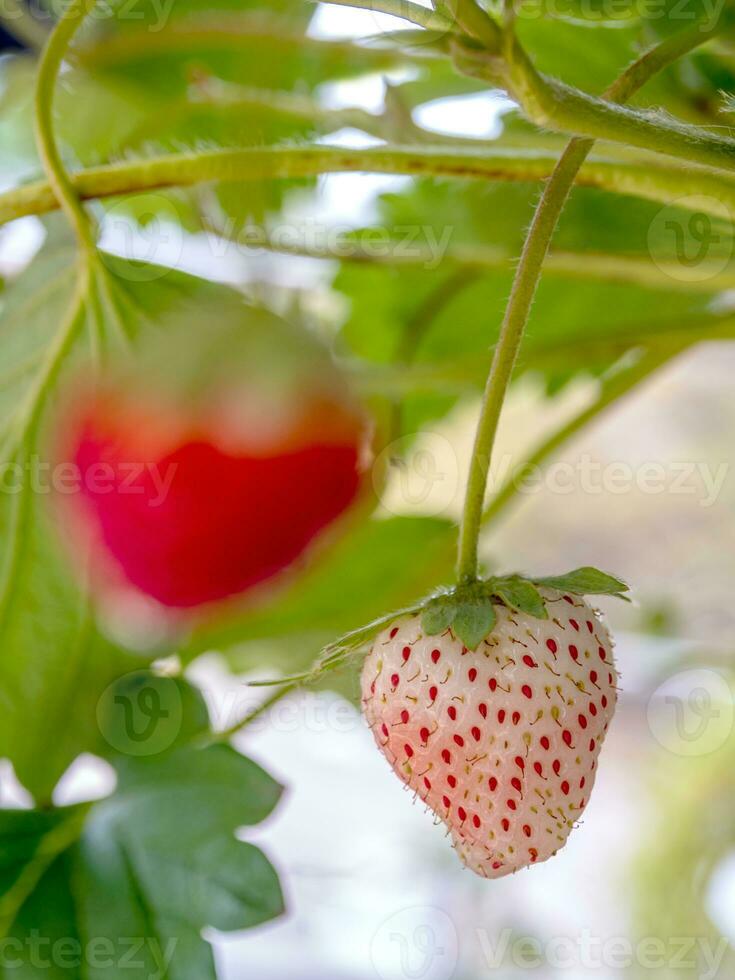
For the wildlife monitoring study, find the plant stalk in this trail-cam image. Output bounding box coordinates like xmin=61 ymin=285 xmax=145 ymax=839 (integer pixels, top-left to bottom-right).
xmin=455 ymin=16 xmax=725 ymax=582
xmin=34 ymin=0 xmax=99 ymax=253
xmin=2 ymin=144 xmax=735 ymax=229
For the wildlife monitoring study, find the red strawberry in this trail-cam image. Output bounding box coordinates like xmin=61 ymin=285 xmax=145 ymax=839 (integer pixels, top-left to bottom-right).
xmin=56 ymin=308 xmax=368 ymax=609
xmin=361 ymin=589 xmax=617 ymax=878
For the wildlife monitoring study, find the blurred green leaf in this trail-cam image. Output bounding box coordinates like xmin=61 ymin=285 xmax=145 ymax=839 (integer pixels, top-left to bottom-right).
xmin=66 ymin=0 xmax=410 ymax=225
xmin=79 ymin=15 xmax=405 ymax=96
xmin=96 ymin=673 xmax=211 ymax=758
xmin=0 ymin=743 xmax=283 ymax=978
xmin=333 ymin=176 xmax=731 ymax=421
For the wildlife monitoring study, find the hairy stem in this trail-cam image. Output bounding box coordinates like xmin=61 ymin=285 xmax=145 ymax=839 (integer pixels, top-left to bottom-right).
xmin=456 ymin=18 xmax=720 ymax=583
xmin=2 ymin=144 xmax=735 ymax=228
xmin=34 ymin=0 xmax=99 ymax=252
xmin=446 ymin=0 xmax=502 ymax=48
xmin=457 ymin=165 xmax=569 ymax=580
xmin=451 ymin=4 xmax=735 ymax=175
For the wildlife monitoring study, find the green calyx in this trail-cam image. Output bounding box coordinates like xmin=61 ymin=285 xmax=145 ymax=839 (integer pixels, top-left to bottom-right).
xmin=421 ymin=567 xmax=629 ymax=651
xmin=251 ymin=566 xmax=629 ymax=687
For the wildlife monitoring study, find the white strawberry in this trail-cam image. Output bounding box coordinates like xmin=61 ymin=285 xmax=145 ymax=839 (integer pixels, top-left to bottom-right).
xmin=361 ymin=587 xmax=618 ymax=879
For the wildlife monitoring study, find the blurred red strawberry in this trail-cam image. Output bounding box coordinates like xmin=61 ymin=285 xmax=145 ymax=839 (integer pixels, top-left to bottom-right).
xmin=56 ymin=305 xmax=369 ymax=609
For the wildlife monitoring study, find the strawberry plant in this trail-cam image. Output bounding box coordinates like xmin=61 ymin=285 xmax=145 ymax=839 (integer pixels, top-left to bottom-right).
xmin=0 ymin=0 xmax=733 ymax=975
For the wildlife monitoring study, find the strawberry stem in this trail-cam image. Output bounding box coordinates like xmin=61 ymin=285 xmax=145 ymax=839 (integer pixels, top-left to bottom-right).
xmin=455 ymin=10 xmax=727 ymax=584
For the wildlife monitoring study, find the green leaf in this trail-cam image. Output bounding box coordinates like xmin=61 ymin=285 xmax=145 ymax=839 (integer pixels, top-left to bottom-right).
xmin=492 ymin=577 xmax=548 ymax=619
xmin=108 ymin=742 xmax=283 ymax=834
xmin=452 ymin=597 xmax=496 ymax=651
xmin=0 ymin=744 xmax=284 ymax=978
xmin=534 ymin=566 xmax=630 ymax=598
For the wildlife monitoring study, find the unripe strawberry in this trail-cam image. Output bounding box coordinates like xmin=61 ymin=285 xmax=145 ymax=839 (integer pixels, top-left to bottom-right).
xmin=56 ymin=305 xmax=368 ymax=609
xmin=361 ymin=589 xmax=617 ymax=878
